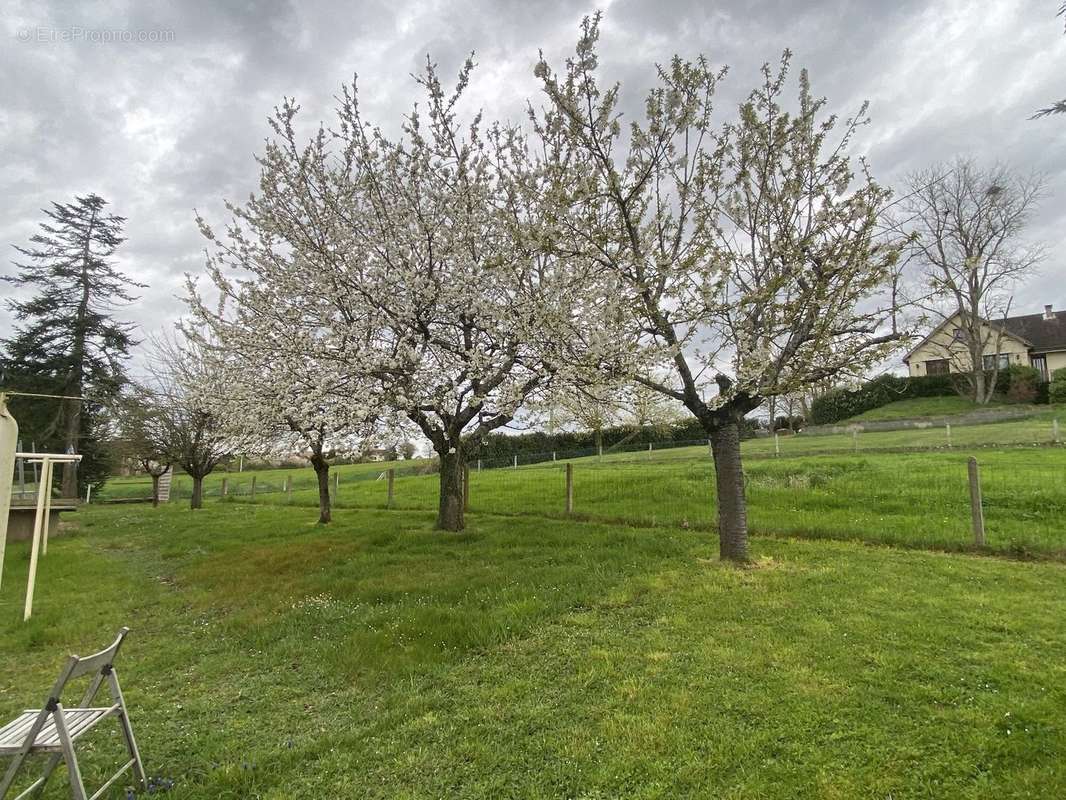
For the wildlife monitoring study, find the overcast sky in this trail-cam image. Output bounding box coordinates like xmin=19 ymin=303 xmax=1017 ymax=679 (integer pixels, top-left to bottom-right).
xmin=2 ymin=0 xmax=1065 ymax=361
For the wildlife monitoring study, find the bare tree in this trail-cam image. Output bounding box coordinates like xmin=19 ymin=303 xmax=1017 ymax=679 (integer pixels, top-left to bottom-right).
xmin=900 ymin=159 xmax=1045 ymax=403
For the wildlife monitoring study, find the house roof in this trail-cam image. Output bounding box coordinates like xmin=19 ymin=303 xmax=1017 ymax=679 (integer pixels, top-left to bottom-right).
xmin=903 ymin=307 xmax=1066 ymax=363
xmin=1000 ymin=310 xmax=1066 ymax=353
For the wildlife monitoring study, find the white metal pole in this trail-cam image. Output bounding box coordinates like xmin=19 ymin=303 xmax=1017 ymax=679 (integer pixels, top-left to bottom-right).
xmin=0 ymin=395 xmax=19 ymax=591
xmin=41 ymin=459 xmax=54 ymax=556
xmin=25 ymin=458 xmax=50 ymax=621
xmin=85 ymin=484 xmax=92 ymax=504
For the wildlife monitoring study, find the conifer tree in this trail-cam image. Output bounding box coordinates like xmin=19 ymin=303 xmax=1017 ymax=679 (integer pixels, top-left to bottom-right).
xmin=0 ymin=194 xmax=142 ymax=495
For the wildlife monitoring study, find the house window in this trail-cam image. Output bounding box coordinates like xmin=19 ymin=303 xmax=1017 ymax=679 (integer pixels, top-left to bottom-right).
xmin=926 ymin=359 xmax=950 ymax=375
xmin=952 ymin=328 xmax=966 ymax=342
xmin=982 ymin=353 xmax=1011 ymax=371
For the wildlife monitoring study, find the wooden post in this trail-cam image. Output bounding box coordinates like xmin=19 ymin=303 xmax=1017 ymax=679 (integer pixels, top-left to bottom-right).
xmin=285 ymin=476 xmax=293 ymax=502
xmin=85 ymin=484 xmax=92 ymax=504
xmin=774 ymin=433 xmax=780 ymax=457
xmin=946 ymin=423 xmax=952 ymax=448
xmin=463 ymin=464 xmax=470 ymax=512
xmin=565 ymin=462 xmax=573 ymax=515
xmin=968 ymin=456 xmax=986 ymax=546
xmin=513 ymin=454 xmax=518 ymax=470
xmin=477 ymin=458 xmax=482 ymax=473
xmin=221 ymin=477 xmax=228 ymax=497
xmin=250 ymin=475 xmax=257 ymax=500
xmin=333 ymin=472 xmax=340 ymax=500
xmin=387 ymin=468 xmax=395 ymax=508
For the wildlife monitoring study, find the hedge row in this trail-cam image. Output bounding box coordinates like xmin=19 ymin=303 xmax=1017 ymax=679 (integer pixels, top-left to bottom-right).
xmin=809 ymin=367 xmax=1048 ymax=426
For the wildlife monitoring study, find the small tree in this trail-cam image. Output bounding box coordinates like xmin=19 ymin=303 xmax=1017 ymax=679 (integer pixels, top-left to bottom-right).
xmin=1 ymin=194 xmax=142 ymax=495
xmin=900 ymin=159 xmax=1045 ymax=404
xmin=534 ymin=18 xmax=905 ymax=560
xmin=182 ymin=284 xmax=387 ymax=524
xmin=115 ymin=390 xmax=172 ymax=506
xmin=143 ymin=332 xmax=246 ymax=510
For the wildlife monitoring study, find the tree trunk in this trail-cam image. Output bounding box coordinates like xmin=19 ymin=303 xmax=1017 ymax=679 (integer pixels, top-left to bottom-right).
xmin=151 ymin=474 xmax=160 ymax=508
xmin=190 ymin=475 xmax=204 ymax=510
xmin=436 ymin=448 xmax=465 ymax=531
xmin=61 ymin=397 xmax=80 ymax=498
xmin=710 ymin=420 xmax=749 ymax=563
xmin=311 ymin=453 xmax=331 ymax=524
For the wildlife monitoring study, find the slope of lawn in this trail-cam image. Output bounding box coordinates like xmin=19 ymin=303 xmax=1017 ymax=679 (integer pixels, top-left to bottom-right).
xmin=96 ymin=404 xmax=1066 ymax=505
xmin=1 ymin=504 xmax=1066 ymax=798
xmin=846 ymin=395 xmax=1006 ymax=421
xmin=223 ymin=448 xmax=1066 ymax=557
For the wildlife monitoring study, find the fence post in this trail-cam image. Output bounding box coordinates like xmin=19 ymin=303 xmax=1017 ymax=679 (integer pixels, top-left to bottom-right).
xmin=285 ymin=476 xmax=292 ymax=502
xmin=250 ymin=475 xmax=257 ymax=500
xmin=463 ymin=464 xmax=470 ymax=512
xmin=648 ymin=442 xmax=653 ymax=456
xmin=333 ymin=472 xmax=340 ymax=500
xmin=1053 ymin=418 xmax=1060 ymax=444
xmin=85 ymin=485 xmax=91 ymax=504
xmin=565 ymin=462 xmax=573 ymax=515
xmin=387 ymin=468 xmax=395 ymax=508
xmin=221 ymin=477 xmax=228 ymax=498
xmin=946 ymin=423 xmax=952 ymax=448
xmin=513 ymin=454 xmax=518 ymax=470
xmin=774 ymin=433 xmax=780 ymax=457
xmin=477 ymin=458 xmax=482 ymax=473
xmin=968 ymin=456 xmax=986 ymax=547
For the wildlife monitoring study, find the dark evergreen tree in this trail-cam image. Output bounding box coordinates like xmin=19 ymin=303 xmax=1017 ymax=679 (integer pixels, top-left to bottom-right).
xmin=0 ymin=194 xmax=143 ymax=496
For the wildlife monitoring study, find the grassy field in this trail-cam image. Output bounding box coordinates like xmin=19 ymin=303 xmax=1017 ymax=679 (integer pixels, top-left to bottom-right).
xmin=92 ymin=403 xmax=1066 ymax=504
xmin=3 ymin=503 xmax=1066 ymax=798
xmin=200 ymin=448 xmax=1066 ymax=557
xmin=847 ymin=396 xmax=1007 ymax=421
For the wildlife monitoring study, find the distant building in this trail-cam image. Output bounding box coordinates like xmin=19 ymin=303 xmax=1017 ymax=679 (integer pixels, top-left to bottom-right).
xmin=903 ymin=305 xmax=1066 ymax=381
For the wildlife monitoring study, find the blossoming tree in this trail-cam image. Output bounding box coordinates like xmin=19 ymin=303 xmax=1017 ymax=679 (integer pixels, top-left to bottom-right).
xmin=196 ymin=58 xmax=598 ymax=531
xmin=183 ymin=281 xmax=388 ymax=524
xmin=533 ymin=17 xmax=906 ymax=561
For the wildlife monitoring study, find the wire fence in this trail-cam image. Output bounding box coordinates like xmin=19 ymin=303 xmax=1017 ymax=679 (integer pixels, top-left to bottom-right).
xmin=185 ymin=449 xmax=1066 ymax=558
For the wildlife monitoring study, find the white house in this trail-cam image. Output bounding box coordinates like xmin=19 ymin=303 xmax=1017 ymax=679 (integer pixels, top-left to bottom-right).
xmin=903 ymin=305 xmax=1066 ymax=381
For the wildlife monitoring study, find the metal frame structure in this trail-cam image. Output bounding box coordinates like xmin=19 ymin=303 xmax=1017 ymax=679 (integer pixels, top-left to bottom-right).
xmin=0 ymin=395 xmax=83 ymax=621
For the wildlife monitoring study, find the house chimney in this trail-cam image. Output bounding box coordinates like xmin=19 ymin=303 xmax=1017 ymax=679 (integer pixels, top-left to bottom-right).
xmin=1045 ymin=304 xmax=1055 ymax=320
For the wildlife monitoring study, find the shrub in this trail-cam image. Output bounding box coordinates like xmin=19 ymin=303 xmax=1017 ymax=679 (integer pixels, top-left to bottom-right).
xmin=1050 ymin=381 xmax=1066 ymax=404
xmin=1051 ymin=367 xmax=1066 ymax=384
xmin=1003 ymin=364 xmax=1041 ymax=404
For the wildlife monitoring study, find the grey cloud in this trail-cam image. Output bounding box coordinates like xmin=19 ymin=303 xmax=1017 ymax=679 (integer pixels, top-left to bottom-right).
xmin=1 ymin=0 xmax=1064 ymax=348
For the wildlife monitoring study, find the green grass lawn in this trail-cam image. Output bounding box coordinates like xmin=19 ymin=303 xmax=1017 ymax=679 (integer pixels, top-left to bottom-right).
xmin=215 ymin=448 xmax=1066 ymax=557
xmin=3 ymin=504 xmax=1066 ymax=798
xmin=847 ymin=396 xmax=1007 ymax=421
